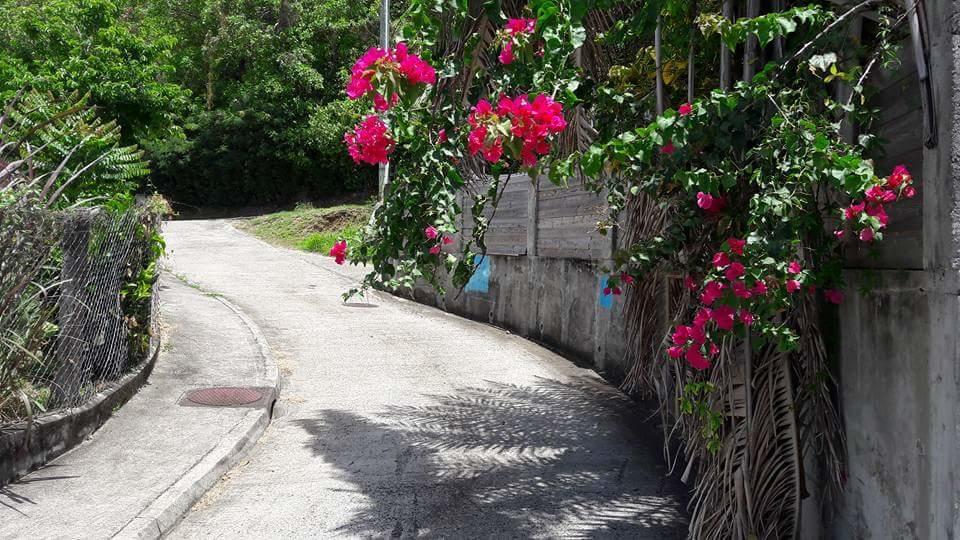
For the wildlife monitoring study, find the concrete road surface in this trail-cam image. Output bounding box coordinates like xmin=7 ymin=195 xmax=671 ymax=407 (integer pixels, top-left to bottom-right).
xmin=163 ymin=219 xmax=687 ymax=539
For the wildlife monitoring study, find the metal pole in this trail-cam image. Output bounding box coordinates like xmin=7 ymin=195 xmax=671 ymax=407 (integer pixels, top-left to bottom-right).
xmin=378 ymin=0 xmax=390 ymax=200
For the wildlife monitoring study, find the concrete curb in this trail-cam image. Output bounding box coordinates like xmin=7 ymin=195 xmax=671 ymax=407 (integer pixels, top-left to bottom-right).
xmin=0 ymin=336 xmax=161 ymax=486
xmin=113 ymin=284 xmax=281 ymax=540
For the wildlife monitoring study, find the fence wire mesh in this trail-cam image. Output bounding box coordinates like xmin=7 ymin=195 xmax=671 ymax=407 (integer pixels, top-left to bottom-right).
xmin=0 ymin=198 xmax=161 ymax=425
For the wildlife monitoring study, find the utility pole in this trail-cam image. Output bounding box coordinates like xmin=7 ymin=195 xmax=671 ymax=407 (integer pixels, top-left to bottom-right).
xmin=378 ymin=0 xmax=390 ymax=200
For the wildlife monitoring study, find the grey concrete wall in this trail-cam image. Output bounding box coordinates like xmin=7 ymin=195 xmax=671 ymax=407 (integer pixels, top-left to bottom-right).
xmin=828 ymin=1 xmax=959 ymax=537
xmin=414 ymin=255 xmax=631 ymax=380
xmin=415 ymin=173 xmax=633 ymax=381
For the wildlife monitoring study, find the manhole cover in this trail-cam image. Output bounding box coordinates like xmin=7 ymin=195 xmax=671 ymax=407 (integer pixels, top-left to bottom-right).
xmin=186 ymin=386 xmax=264 ymax=407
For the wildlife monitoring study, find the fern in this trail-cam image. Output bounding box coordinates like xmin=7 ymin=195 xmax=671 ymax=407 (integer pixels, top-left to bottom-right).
xmin=1 ymin=90 xmax=149 ymax=206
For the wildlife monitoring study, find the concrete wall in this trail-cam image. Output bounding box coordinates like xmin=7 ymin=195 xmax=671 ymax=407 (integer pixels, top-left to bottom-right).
xmin=828 ymin=1 xmax=958 ymax=537
xmin=412 ymin=1 xmax=960 ymax=537
xmin=415 ymin=173 xmax=632 ymax=381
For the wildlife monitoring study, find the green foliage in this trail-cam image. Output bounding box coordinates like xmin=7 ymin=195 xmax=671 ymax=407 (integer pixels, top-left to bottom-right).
xmin=234 ymin=202 xmax=371 ymax=249
xmin=0 ymin=0 xmax=190 ymax=144
xmin=697 ymin=5 xmax=824 ymax=50
xmin=144 ymin=0 xmax=380 ymax=205
xmin=300 ymin=225 xmax=362 ymax=254
xmin=0 ymin=0 xmax=380 ymax=206
xmin=1 ymin=90 xmax=150 ymax=207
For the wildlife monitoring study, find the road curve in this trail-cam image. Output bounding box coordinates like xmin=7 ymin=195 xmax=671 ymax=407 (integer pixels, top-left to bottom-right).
xmin=163 ymin=219 xmax=686 ymax=539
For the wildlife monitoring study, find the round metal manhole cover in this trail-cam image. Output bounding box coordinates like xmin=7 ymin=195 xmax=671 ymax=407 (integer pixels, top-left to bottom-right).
xmin=186 ymin=387 xmax=264 ymax=406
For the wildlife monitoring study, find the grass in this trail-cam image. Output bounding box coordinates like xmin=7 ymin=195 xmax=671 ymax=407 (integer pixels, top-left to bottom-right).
xmin=234 ymin=201 xmax=371 ymax=256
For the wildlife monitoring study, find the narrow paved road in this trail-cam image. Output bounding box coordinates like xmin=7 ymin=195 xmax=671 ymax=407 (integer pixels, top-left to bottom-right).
xmin=163 ymin=219 xmax=686 ymax=539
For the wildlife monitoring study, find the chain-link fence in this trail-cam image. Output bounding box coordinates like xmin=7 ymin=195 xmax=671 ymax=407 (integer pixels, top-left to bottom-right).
xmin=0 ymin=196 xmax=163 ymax=425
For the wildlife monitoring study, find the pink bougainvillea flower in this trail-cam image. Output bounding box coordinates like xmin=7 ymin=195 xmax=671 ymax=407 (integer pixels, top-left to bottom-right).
xmin=904 ymin=186 xmax=917 ymax=198
xmin=443 ymin=236 xmax=454 ymax=245
xmin=732 ymin=280 xmax=752 ymax=299
xmin=467 ymin=93 xmax=565 ymax=167
xmin=345 ymin=47 xmax=386 ymax=99
xmin=437 ymin=129 xmax=448 ymax=144
xmin=787 ymin=260 xmax=802 ymax=274
xmin=372 ymin=93 xmax=399 ymax=112
xmin=329 ymin=240 xmax=348 ymax=265
xmin=668 ymin=345 xmax=684 ymax=359
xmin=865 ymin=203 xmax=889 ymax=228
xmin=751 ymin=280 xmax=768 ymax=296
xmin=505 ymin=17 xmax=537 ymax=35
xmin=693 ymin=307 xmax=712 ymax=328
xmin=603 ymin=287 xmax=612 ymax=296
xmin=345 ymin=44 xmax=434 ymax=101
xmin=429 ymin=244 xmax=442 ymax=255
xmin=696 ymin=192 xmax=726 ymax=214
xmin=688 ymin=324 xmax=706 ymax=345
xmin=398 ymin=54 xmax=436 ymax=85
xmin=686 ymin=346 xmax=710 ymax=370
xmin=712 ymin=251 xmax=730 ymax=269
xmin=834 ymin=229 xmax=845 ymax=240
xmin=724 ymin=262 xmax=745 ymax=281
xmin=701 ymin=280 xmax=725 ymax=306
xmin=887 ymin=165 xmax=911 ymax=188
xmin=424 ymin=225 xmax=439 ymax=239
xmin=739 ymin=310 xmax=754 ymax=326
xmin=866 ymin=184 xmax=897 ymax=204
xmin=824 ymin=288 xmax=844 ymax=305
xmin=678 ymin=102 xmax=693 ymax=117
xmin=672 ymin=325 xmax=691 ymax=345
xmin=727 ymin=237 xmax=746 ymax=255
xmin=498 ymin=41 xmax=515 ymax=64
xmin=467 ymin=125 xmax=488 ymax=156
xmin=472 ymin=98 xmax=493 ymax=117
xmin=859 ymin=228 xmax=875 ymax=242
xmin=844 ymin=201 xmax=865 ymax=220
xmin=344 ymin=115 xmax=394 ymax=165
xmin=786 ymin=279 xmax=801 ymax=293
xmin=620 ymin=272 xmax=635 ymax=285
xmin=697 ymin=192 xmax=714 ymax=210
xmin=660 ymin=141 xmax=676 ymax=155
xmin=684 ymin=275 xmax=699 ymax=290
xmin=712 ymin=305 xmax=736 ymax=331
xmin=482 ymin=137 xmax=505 ymax=163
xmin=612 ymin=286 xmax=623 ymax=295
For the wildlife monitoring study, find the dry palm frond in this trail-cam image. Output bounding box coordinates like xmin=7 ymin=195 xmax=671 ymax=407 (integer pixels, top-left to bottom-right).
xmin=688 ymin=344 xmax=802 ymax=539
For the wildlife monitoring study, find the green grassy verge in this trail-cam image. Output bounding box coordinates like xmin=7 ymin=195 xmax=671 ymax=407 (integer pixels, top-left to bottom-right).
xmin=234 ymin=202 xmax=370 ymax=255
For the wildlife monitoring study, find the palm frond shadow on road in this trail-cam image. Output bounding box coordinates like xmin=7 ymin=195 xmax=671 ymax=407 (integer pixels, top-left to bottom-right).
xmin=296 ymin=376 xmax=689 ymax=538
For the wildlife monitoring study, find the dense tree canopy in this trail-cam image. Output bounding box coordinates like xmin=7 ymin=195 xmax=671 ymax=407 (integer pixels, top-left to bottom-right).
xmin=0 ymin=0 xmax=381 ymax=206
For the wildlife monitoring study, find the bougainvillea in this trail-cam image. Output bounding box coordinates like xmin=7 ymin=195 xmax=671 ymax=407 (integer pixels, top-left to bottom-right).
xmin=343 ymin=115 xmax=394 ymax=165
xmin=337 ymin=1 xmax=916 ymax=535
xmin=467 ymin=94 xmax=566 ymax=166
xmin=345 ymin=43 xmax=436 ymax=108
xmin=329 ymin=240 xmax=348 ymax=265
xmin=497 ymin=18 xmax=537 ymax=65
xmin=663 ymin=162 xmax=913 ymax=371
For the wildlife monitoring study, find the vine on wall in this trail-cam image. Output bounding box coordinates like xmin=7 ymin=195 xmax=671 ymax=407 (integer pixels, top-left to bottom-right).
xmin=336 ymin=0 xmax=913 ymax=536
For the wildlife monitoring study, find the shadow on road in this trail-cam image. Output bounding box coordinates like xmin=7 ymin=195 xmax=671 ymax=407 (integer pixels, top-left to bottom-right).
xmin=296 ymin=376 xmax=687 ymax=538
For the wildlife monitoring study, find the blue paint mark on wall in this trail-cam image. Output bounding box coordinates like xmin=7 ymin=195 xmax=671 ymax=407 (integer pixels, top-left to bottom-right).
xmin=465 ymin=255 xmax=490 ymax=294
xmin=598 ymin=276 xmax=613 ymax=309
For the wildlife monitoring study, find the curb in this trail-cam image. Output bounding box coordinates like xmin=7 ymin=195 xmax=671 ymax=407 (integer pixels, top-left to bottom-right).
xmin=0 ymin=336 xmax=161 ymax=487
xmin=113 ymin=279 xmax=281 ymax=539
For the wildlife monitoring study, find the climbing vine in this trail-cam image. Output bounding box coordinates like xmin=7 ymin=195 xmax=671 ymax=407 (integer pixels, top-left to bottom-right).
xmin=337 ymin=0 xmax=913 ymax=536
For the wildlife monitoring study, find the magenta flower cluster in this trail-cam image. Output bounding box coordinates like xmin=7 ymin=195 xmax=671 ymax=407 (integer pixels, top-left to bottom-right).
xmin=344 ymin=115 xmax=394 ymax=166
xmin=467 ymin=94 xmax=567 ymax=167
xmin=346 ymin=43 xmax=436 ymax=104
xmin=838 ymin=165 xmax=915 ymax=242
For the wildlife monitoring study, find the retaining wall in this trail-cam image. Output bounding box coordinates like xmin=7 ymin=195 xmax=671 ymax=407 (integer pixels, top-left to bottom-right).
xmin=412 ymin=1 xmax=960 ymax=536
